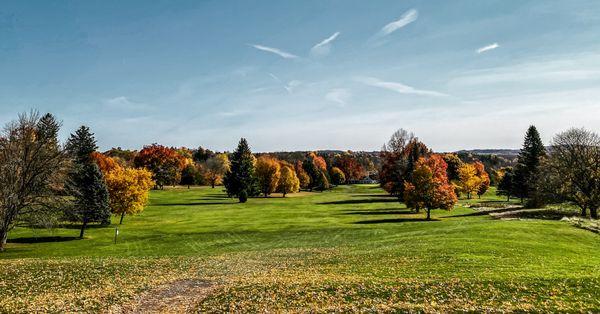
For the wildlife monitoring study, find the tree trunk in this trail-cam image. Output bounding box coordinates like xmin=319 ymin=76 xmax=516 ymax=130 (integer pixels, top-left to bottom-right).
xmin=426 ymin=208 xmax=431 ymax=220
xmin=211 ymin=181 xmax=215 ymax=188
xmin=0 ymin=230 xmax=7 ymax=252
xmin=119 ymin=212 xmax=125 ymax=225
xmin=581 ymin=206 xmax=588 ymax=217
xmin=79 ymin=219 xmax=87 ymax=239
xmin=591 ymin=207 xmax=598 ymax=220
xmin=507 ymin=195 xmax=510 ymax=202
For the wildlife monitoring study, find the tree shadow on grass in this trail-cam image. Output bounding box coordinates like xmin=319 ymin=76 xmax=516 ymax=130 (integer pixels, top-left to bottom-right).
xmin=351 ymin=194 xmax=397 ymax=198
xmin=58 ymin=223 xmax=109 ymax=230
xmin=8 ymin=236 xmax=79 ymax=244
xmin=319 ymin=199 xmax=399 ymax=205
xmin=441 ymin=208 xmax=518 ymax=218
xmin=341 ymin=210 xmax=415 ymax=216
xmin=153 ymin=202 xmax=236 ymax=206
xmin=354 ymin=218 xmax=439 ymax=224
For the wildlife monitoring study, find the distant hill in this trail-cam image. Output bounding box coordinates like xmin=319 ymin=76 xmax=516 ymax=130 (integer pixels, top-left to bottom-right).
xmin=455 ymin=149 xmax=520 ymax=156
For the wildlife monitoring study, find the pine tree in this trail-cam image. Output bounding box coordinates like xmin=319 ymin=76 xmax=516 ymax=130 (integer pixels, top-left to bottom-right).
xmin=66 ymin=126 xmax=98 ymax=164
xmin=68 ymin=163 xmax=111 ymax=238
xmin=65 ymin=125 xmax=112 ymax=236
xmin=223 ymin=138 xmax=258 ymax=202
xmin=513 ymin=126 xmax=546 ymax=203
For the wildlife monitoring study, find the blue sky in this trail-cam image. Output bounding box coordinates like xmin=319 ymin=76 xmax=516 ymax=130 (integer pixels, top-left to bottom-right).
xmin=1 ymin=0 xmax=600 ymax=152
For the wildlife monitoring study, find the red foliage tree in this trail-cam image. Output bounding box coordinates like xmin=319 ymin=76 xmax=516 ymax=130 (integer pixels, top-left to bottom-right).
xmin=133 ymin=144 xmax=186 ymax=189
xmin=335 ymin=154 xmax=366 ymax=181
xmin=404 ymin=155 xmax=457 ymax=220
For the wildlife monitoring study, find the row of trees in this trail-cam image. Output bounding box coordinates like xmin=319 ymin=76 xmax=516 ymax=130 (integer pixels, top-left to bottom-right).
xmin=497 ymin=126 xmax=600 ymax=219
xmin=0 ymin=112 xmax=156 ymax=251
xmin=223 ymin=139 xmax=364 ymax=202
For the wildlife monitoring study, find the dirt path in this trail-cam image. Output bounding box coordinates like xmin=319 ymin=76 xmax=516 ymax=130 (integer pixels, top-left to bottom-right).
xmin=110 ymin=279 xmax=215 ymax=313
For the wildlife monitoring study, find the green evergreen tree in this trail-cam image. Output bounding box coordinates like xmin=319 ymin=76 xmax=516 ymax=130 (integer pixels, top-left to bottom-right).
xmin=66 ymin=126 xmax=98 ymax=164
xmin=223 ymin=138 xmax=257 ymax=202
xmin=513 ymin=126 xmax=546 ymax=203
xmin=68 ymin=163 xmax=111 ymax=238
xmin=65 ymin=125 xmax=112 ymax=235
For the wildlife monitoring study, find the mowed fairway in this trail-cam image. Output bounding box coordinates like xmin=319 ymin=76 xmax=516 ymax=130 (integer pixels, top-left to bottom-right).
xmin=1 ymin=185 xmax=599 ymax=312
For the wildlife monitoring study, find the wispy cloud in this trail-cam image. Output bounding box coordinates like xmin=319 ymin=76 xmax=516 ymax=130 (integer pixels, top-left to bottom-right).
xmin=250 ymin=44 xmax=298 ymax=59
xmin=325 ymin=88 xmax=351 ymax=106
xmin=378 ymin=9 xmax=418 ymax=37
xmin=268 ymin=73 xmax=302 ymax=93
xmin=104 ymin=96 xmax=148 ymax=110
xmin=477 ymin=43 xmax=499 ymax=54
xmin=310 ymin=32 xmax=340 ymax=57
xmin=356 ymin=77 xmax=447 ymax=97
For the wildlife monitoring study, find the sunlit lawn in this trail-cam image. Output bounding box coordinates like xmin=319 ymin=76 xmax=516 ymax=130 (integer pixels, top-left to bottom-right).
xmin=1 ymin=185 xmax=599 ymax=312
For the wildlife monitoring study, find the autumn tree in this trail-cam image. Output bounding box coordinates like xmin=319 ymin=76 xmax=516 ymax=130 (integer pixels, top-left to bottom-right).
xmin=223 ymin=138 xmax=258 ymax=202
xmin=0 ymin=112 xmax=68 ymax=251
xmin=65 ymin=126 xmax=111 ymax=236
xmin=474 ymin=161 xmax=490 ymax=198
xmin=404 ymin=155 xmax=457 ymax=220
xmin=278 ymin=165 xmax=300 ymax=197
xmin=134 ymin=144 xmax=186 ymax=189
xmin=330 ymin=167 xmax=346 ymax=185
xmin=457 ymin=163 xmax=481 ymax=199
xmin=379 ymin=129 xmax=430 ymax=198
xmin=255 ymin=156 xmax=281 ymax=197
xmin=303 ymin=152 xmax=329 ymax=191
xmin=204 ymin=153 xmax=230 ymax=188
xmin=334 ymin=154 xmax=365 ymax=181
xmin=91 ymin=152 xmax=122 ymax=173
xmin=295 ymin=161 xmax=310 ymax=189
xmin=104 ymin=167 xmax=154 ymax=224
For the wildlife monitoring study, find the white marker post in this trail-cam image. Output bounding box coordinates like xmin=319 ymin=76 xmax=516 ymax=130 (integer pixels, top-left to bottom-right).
xmin=114 ymin=227 xmax=119 ymax=244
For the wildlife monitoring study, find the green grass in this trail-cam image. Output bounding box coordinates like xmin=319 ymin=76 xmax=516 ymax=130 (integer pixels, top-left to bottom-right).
xmin=2 ymin=185 xmax=599 ymax=312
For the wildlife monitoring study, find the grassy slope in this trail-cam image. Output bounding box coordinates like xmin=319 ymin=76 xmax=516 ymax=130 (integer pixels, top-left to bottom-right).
xmin=1 ymin=185 xmax=599 ymax=312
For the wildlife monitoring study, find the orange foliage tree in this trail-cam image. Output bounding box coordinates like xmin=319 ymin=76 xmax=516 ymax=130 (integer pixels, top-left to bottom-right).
xmin=255 ymin=155 xmax=281 ymax=197
xmin=474 ymin=161 xmax=490 ymax=198
xmin=404 ymin=155 xmax=457 ymax=220
xmin=134 ymin=144 xmax=186 ymax=189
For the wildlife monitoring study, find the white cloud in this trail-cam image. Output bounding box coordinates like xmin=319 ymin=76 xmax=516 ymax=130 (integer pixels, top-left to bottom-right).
xmin=250 ymin=44 xmax=298 ymax=59
xmin=378 ymin=9 xmax=418 ymax=37
xmin=104 ymin=96 xmax=147 ymax=110
xmin=476 ymin=43 xmax=499 ymax=54
xmin=449 ymin=52 xmax=600 ymax=87
xmin=310 ymin=32 xmax=340 ymax=57
xmin=325 ymin=88 xmax=351 ymax=106
xmin=356 ymin=77 xmax=447 ymax=97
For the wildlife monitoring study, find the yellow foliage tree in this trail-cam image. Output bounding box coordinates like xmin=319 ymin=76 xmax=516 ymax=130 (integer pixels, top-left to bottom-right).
xmin=255 ymin=155 xmax=281 ymax=197
xmin=278 ymin=166 xmax=300 ymax=197
xmin=104 ymin=167 xmax=154 ymax=224
xmin=457 ymin=163 xmax=482 ymax=199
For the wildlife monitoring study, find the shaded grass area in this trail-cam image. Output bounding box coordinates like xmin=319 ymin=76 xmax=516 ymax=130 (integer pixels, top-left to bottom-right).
xmin=1 ymin=185 xmax=599 ymax=312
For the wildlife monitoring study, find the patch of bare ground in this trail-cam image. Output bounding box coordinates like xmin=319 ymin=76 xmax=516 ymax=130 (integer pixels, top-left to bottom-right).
xmin=109 ymin=279 xmax=215 ymax=314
